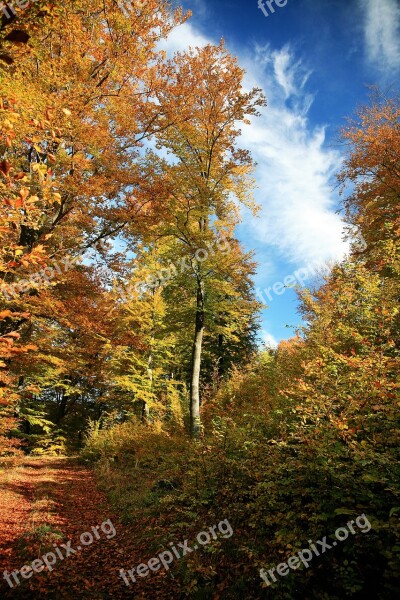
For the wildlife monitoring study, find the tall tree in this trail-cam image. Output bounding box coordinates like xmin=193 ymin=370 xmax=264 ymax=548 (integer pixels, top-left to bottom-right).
xmin=0 ymin=0 xmax=187 ymax=449
xmin=338 ymin=93 xmax=400 ymax=276
xmin=146 ymin=42 xmax=265 ymax=436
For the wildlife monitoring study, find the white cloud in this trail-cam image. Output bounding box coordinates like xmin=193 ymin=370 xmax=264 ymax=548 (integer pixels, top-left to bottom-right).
xmin=361 ymin=0 xmax=400 ymax=71
xmin=159 ymin=21 xmax=209 ymax=55
xmin=260 ymin=329 xmax=278 ymax=349
xmin=272 ymin=45 xmax=312 ymax=100
xmin=241 ymin=44 xmax=348 ymax=265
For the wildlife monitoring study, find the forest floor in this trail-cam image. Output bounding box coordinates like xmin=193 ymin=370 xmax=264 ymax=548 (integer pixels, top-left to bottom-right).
xmin=0 ymin=456 xmax=175 ymax=599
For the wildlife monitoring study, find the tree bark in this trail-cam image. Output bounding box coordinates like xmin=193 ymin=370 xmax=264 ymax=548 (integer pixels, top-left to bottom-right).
xmin=142 ymin=400 xmax=149 ymax=421
xmin=217 ymin=333 xmax=224 ymax=379
xmin=143 ymin=291 xmax=156 ymax=422
xmin=55 ymin=391 xmax=69 ymax=424
xmin=190 ymin=277 xmax=204 ymax=438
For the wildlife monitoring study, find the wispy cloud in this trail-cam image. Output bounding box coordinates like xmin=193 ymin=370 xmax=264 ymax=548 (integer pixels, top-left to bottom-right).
xmin=260 ymin=328 xmax=279 ymax=349
xmin=360 ymin=0 xmax=400 ymax=72
xmin=241 ymin=44 xmax=347 ymax=266
xmin=272 ymin=45 xmax=312 ymax=101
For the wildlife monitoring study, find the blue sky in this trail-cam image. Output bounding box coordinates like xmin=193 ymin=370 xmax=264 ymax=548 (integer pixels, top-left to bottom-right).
xmin=162 ymin=0 xmax=400 ymax=346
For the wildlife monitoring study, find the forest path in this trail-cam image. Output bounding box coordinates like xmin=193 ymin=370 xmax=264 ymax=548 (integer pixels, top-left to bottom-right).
xmin=0 ymin=456 xmax=163 ymax=599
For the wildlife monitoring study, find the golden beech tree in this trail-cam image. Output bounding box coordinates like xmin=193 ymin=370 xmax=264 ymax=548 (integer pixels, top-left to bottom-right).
xmin=107 ymin=246 xmax=181 ymax=423
xmin=144 ymin=42 xmax=266 ymax=436
xmin=338 ymin=94 xmax=400 ymax=275
xmin=0 ymin=0 xmax=187 ymax=450
xmin=0 ymin=96 xmax=60 ymax=452
xmin=0 ymin=0 xmax=188 ymax=259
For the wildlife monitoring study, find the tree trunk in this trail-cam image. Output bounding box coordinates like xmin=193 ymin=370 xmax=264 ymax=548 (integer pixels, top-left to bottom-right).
xmin=142 ymin=400 xmax=149 ymax=421
xmin=217 ymin=333 xmax=224 ymax=379
xmin=55 ymin=391 xmax=69 ymax=424
xmin=143 ymin=292 xmax=156 ymax=422
xmin=190 ymin=277 xmax=204 ymax=438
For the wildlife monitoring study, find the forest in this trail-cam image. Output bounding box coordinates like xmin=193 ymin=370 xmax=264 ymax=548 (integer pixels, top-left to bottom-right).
xmin=0 ymin=1 xmax=399 ymax=599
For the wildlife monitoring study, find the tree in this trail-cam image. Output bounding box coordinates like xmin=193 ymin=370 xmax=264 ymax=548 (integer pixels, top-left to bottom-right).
xmin=145 ymin=42 xmax=265 ymax=436
xmin=0 ymin=83 xmax=61 ymax=453
xmin=108 ymin=246 xmax=182 ymax=424
xmin=0 ymin=0 xmax=187 ymax=449
xmin=338 ymin=93 xmax=400 ymax=277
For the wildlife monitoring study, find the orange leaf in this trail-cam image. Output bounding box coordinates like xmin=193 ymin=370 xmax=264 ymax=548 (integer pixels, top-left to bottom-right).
xmin=0 ymin=310 xmax=13 ymax=319
xmin=0 ymin=159 xmax=11 ymax=177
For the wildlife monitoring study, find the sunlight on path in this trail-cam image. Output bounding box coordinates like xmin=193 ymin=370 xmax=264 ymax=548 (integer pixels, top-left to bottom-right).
xmin=0 ymin=457 xmax=142 ymax=599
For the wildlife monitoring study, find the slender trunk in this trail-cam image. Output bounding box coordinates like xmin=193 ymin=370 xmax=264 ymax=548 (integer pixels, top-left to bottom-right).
xmin=13 ymin=376 xmax=24 ymax=419
xmin=96 ymin=404 xmax=103 ymax=421
xmin=55 ymin=392 xmax=69 ymax=424
xmin=190 ymin=277 xmax=204 ymax=438
xmin=217 ymin=333 xmax=224 ymax=379
xmin=142 ymin=350 xmax=151 ymax=421
xmin=142 ymin=400 xmax=149 ymax=421
xmin=143 ymin=292 xmax=156 ymax=422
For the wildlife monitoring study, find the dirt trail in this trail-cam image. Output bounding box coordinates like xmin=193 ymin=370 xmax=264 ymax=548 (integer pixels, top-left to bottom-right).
xmin=0 ymin=457 xmax=155 ymax=599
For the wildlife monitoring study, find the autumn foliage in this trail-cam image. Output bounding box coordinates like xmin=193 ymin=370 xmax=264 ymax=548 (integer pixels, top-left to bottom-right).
xmin=0 ymin=2 xmax=399 ymax=599
xmin=83 ymin=94 xmax=400 ymax=599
